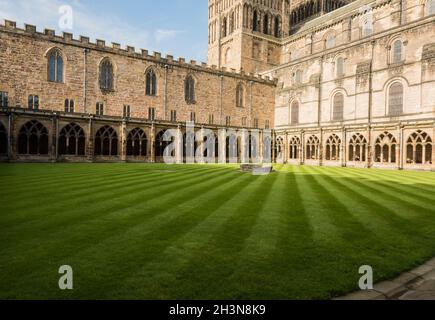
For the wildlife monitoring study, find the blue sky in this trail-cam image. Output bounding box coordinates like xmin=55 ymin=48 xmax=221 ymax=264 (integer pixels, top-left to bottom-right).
xmin=0 ymin=0 xmax=209 ymax=61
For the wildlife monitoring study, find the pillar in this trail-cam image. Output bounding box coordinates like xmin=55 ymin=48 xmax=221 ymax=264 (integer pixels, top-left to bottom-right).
xmin=87 ymin=117 xmax=94 ymax=162
xmin=120 ymin=121 xmax=127 ymax=162
xmin=150 ymin=124 xmax=155 ymax=163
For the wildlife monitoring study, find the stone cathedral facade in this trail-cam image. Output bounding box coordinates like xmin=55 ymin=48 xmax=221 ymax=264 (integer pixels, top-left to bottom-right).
xmin=209 ymin=0 xmax=435 ymax=171
xmin=0 ymin=0 xmax=434 ymax=170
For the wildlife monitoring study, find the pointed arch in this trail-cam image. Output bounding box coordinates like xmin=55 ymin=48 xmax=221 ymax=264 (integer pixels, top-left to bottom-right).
xmin=325 ymin=134 xmax=341 ymax=161
xmin=306 ymin=135 xmax=320 ymax=160
xmin=99 ymin=58 xmax=114 ymax=91
xmin=18 ymin=120 xmax=49 ymax=155
xmin=94 ymin=125 xmax=118 ymax=156
xmin=374 ymin=132 xmax=397 ymax=163
xmin=47 ymin=48 xmax=64 ymax=83
xmin=185 ymin=75 xmax=196 ymax=104
xmin=406 ymin=130 xmax=432 ymax=165
xmin=58 ymin=123 xmax=86 ymax=156
xmin=127 ymin=128 xmax=147 ymax=157
xmin=289 ymin=136 xmax=301 ymax=160
xmin=145 ymin=68 xmax=157 ymax=96
xmin=349 ymin=133 xmax=368 ymax=162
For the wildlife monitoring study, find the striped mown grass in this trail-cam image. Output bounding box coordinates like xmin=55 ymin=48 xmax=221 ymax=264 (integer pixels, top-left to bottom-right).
xmin=0 ymin=163 xmax=434 ymax=299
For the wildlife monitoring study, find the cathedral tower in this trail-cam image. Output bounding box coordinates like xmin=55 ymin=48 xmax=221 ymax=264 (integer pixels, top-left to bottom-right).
xmin=207 ymin=0 xmax=287 ymax=74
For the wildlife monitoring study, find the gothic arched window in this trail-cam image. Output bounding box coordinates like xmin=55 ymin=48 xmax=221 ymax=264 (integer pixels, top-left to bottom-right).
xmin=127 ymin=128 xmax=147 ymax=157
xmin=392 ymin=40 xmax=403 ymax=63
xmin=349 ymin=133 xmax=368 ymax=162
xmin=58 ymin=123 xmax=86 ymax=156
xmin=289 ymin=136 xmax=301 ymax=160
xmin=185 ymin=75 xmax=196 ymax=104
xmin=18 ymin=120 xmax=49 ymax=155
xmin=291 ymin=101 xmax=299 ymax=125
xmin=388 ymin=82 xmax=404 ymax=116
xmin=336 ymin=57 xmax=344 ymax=77
xmin=236 ymin=83 xmax=244 ymax=108
xmin=47 ymin=49 xmax=63 ymax=83
xmin=94 ymin=126 xmax=118 ymax=156
xmin=306 ymin=135 xmax=320 ymax=160
xmin=333 ymin=93 xmax=344 ymax=121
xmin=253 ymin=10 xmax=259 ymax=32
xmin=406 ymin=130 xmax=432 ymax=164
xmin=325 ymin=134 xmax=341 ymax=161
xmin=325 ymin=34 xmax=335 ymax=49
xmin=374 ymin=132 xmax=397 ymax=163
xmin=99 ymin=58 xmax=114 ymax=91
xmin=146 ymin=69 xmax=157 ymax=96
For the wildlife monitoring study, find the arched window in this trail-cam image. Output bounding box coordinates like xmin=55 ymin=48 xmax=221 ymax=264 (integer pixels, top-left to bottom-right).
xmin=18 ymin=120 xmax=49 ymax=155
xmin=0 ymin=123 xmax=7 ymax=155
xmin=185 ymin=75 xmax=196 ymax=104
xmin=306 ymin=135 xmax=320 ymax=160
xmin=325 ymin=134 xmax=341 ymax=161
xmin=291 ymin=101 xmax=299 ymax=125
xmin=145 ymin=69 xmax=157 ymax=96
xmin=362 ymin=18 xmax=373 ymax=37
xmin=264 ymin=14 xmax=269 ymax=34
xmin=392 ymin=40 xmax=403 ymax=63
xmin=225 ymin=47 xmax=232 ymax=64
xmin=349 ymin=133 xmax=368 ymax=162
xmin=155 ymin=130 xmax=175 ymax=159
xmin=374 ymin=132 xmax=397 ymax=163
xmin=47 ymin=49 xmax=63 ymax=83
xmin=406 ymin=130 xmax=432 ymax=164
xmin=236 ymin=83 xmax=244 ymax=108
xmin=94 ymin=126 xmax=118 ymax=156
xmin=332 ymin=93 xmax=344 ymax=121
xmin=58 ymin=123 xmax=85 ymax=156
xmin=389 ymin=82 xmax=404 ymax=116
xmin=336 ymin=57 xmax=344 ymax=77
xmin=99 ymin=59 xmax=114 ymax=91
xmin=325 ymin=34 xmax=335 ymax=49
xmin=427 ymin=0 xmax=435 ymax=16
xmin=274 ymin=16 xmax=280 ymax=37
xmin=127 ymin=128 xmax=147 ymax=157
xmin=222 ymin=17 xmax=228 ymax=37
xmin=294 ymin=69 xmax=303 ymax=84
xmin=289 ymin=136 xmax=301 ymax=160
xmin=253 ymin=10 xmax=259 ymax=32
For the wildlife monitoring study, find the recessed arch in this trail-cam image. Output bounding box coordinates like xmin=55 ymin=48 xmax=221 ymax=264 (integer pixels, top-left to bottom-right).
xmin=58 ymin=123 xmax=86 ymax=156
xmin=94 ymin=125 xmax=118 ymax=156
xmin=406 ymin=130 xmax=432 ymax=165
xmin=18 ymin=120 xmax=49 ymax=155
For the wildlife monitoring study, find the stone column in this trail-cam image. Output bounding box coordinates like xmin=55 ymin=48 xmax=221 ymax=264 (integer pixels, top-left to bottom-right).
xmin=241 ymin=128 xmax=247 ymax=164
xmin=120 ymin=121 xmax=127 ymax=162
xmin=176 ymin=125 xmax=183 ymax=164
xmin=284 ymin=131 xmax=289 ymax=164
xmin=87 ymin=117 xmax=94 ymax=162
xmin=150 ymin=124 xmax=155 ymax=163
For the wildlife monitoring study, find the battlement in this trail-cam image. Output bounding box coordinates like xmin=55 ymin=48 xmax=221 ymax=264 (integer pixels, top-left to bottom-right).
xmin=0 ymin=20 xmax=277 ymax=85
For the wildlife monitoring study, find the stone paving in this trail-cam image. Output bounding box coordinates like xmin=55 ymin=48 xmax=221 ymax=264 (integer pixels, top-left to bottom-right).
xmin=336 ymin=257 xmax=435 ymax=300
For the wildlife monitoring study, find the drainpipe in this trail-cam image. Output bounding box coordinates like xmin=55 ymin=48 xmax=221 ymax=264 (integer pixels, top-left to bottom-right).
xmin=164 ymin=65 xmax=169 ymax=121
xmin=83 ymin=48 xmax=90 ymax=113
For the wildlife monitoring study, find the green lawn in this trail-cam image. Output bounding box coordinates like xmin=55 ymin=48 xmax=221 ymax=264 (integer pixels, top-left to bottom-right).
xmin=0 ymin=163 xmax=434 ymax=300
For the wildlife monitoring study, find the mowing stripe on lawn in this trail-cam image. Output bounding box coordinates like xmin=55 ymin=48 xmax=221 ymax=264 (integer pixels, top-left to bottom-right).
xmin=0 ymin=166 xmax=221 ymax=229
xmin=0 ymin=167 xmax=242 ymax=297
xmin=0 ymin=166 xmax=233 ymax=252
xmin=103 ymin=172 xmax=258 ymax=299
xmin=160 ymin=172 xmax=280 ymax=299
xmin=324 ymin=166 xmax=435 ymax=216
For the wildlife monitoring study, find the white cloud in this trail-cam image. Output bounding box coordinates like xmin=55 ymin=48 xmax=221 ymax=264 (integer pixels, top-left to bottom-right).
xmin=154 ymin=29 xmax=184 ymax=43
xmin=0 ymin=0 xmax=150 ymax=50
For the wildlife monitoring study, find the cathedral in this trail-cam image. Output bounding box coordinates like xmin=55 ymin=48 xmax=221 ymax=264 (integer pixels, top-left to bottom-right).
xmin=0 ymin=0 xmax=434 ymax=170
